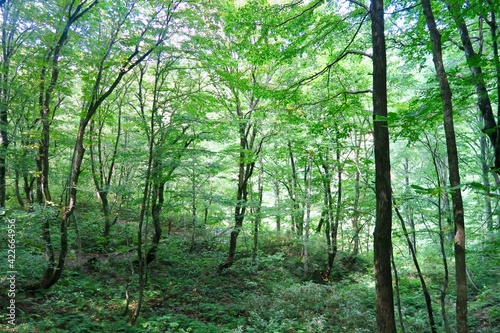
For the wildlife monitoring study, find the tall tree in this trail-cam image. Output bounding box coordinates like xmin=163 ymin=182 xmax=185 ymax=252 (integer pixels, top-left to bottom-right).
xmin=217 ymin=65 xmax=267 ymax=271
xmin=371 ymin=0 xmax=396 ymax=331
xmin=422 ymin=0 xmax=468 ymax=331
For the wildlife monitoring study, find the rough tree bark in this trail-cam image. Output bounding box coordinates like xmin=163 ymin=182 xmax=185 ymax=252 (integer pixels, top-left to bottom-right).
xmin=371 ymin=0 xmax=396 ymax=331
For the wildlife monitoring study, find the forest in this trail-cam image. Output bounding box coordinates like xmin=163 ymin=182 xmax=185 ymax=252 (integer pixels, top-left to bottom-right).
xmin=0 ymin=0 xmax=499 ymax=332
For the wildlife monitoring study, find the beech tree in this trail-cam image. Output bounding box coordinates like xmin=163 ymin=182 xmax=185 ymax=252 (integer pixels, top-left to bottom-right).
xmin=3 ymin=2 xmax=500 ymax=332
xmin=371 ymin=0 xmax=396 ymax=331
xmin=422 ymin=0 xmax=468 ymax=331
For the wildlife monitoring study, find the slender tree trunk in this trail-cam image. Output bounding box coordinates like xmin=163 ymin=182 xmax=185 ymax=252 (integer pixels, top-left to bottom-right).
xmin=395 ymin=202 xmax=437 ymax=333
xmin=324 ymin=143 xmax=341 ymax=279
xmin=34 ymin=1 xmax=97 ymax=205
xmin=219 ymin=168 xmax=249 ymax=271
xmin=253 ymin=155 xmax=264 ymax=262
xmin=428 ymin=133 xmax=452 ymax=333
xmin=391 ymin=251 xmax=406 ymax=333
xmin=331 ymin=144 xmax=341 ymax=269
xmin=14 ymin=171 xmax=23 ymax=207
xmin=486 ymin=1 xmax=500 ymax=127
xmin=371 ymin=0 xmax=396 ymax=331
xmin=403 ymin=159 xmax=416 ymax=251
xmin=319 ymin=155 xmax=334 ymax=277
xmin=480 ymin=135 xmax=494 ymax=230
xmin=352 ymin=132 xmax=362 ymax=256
xmin=147 ymin=169 xmax=165 ymax=264
xmin=274 ymin=180 xmax=281 ymax=232
xmin=219 ymin=112 xmax=259 ymax=271
xmin=438 ymin=183 xmax=452 ymax=333
xmin=422 ymin=1 xmax=468 ymax=331
xmin=203 ymin=177 xmax=213 ymax=225
xmin=130 ymin=117 xmax=154 ymax=325
xmin=303 ymin=154 xmax=313 ymax=279
xmin=289 ymin=142 xmax=303 ymax=236
xmin=190 ymin=158 xmax=198 ymax=251
xmin=23 ymin=173 xmax=33 ymax=207
xmin=89 ymin=102 xmax=122 ymax=243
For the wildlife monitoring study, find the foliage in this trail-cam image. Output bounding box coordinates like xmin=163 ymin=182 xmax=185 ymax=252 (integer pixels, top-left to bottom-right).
xmin=0 ymin=0 xmax=499 ymax=332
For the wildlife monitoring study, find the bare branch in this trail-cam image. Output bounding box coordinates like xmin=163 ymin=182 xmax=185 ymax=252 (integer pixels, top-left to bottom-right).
xmin=290 ymin=13 xmax=370 ymax=88
xmin=347 ymin=0 xmax=369 ymax=12
xmin=274 ymin=0 xmax=323 ymax=27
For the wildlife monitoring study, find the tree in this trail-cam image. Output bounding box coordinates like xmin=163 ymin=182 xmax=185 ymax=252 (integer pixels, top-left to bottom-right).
xmin=371 ymin=0 xmax=396 ymax=331
xmin=35 ymin=0 xmax=98 ymax=206
xmin=421 ymin=0 xmax=468 ymax=331
xmin=23 ymin=0 xmax=99 ymax=290
xmin=0 ymin=0 xmax=28 ymax=207
xmin=444 ymin=0 xmax=499 ymax=174
xmin=24 ymin=0 xmax=183 ymax=291
xmin=191 ymin=1 xmax=276 ymax=272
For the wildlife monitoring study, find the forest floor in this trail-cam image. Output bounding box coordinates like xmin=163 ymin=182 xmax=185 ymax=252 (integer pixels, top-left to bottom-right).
xmin=0 ymin=222 xmax=499 ymax=332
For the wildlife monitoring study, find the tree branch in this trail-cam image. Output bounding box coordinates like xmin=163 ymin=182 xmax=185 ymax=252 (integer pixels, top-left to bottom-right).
xmin=274 ymin=0 xmax=323 ymax=27
xmin=289 ymin=13 xmax=370 ymax=89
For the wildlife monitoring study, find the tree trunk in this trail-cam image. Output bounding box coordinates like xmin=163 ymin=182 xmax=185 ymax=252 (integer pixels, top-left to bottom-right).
xmin=89 ymin=102 xmax=123 ymax=244
xmin=391 ymin=251 xmax=406 ymax=333
xmin=252 ymin=156 xmax=264 ymax=262
xmin=219 ymin=116 xmax=259 ymax=271
xmin=14 ymin=171 xmax=23 ymax=207
xmin=219 ymin=156 xmax=253 ymax=271
xmin=322 ymin=144 xmax=341 ymax=279
xmin=34 ymin=0 xmax=97 ymax=205
xmin=303 ymin=154 xmax=313 ymax=279
xmin=23 ymin=0 xmax=99 ymax=290
xmin=147 ymin=172 xmax=165 ymax=264
xmin=403 ymin=159 xmax=416 ymax=251
xmin=219 ymin=80 xmax=265 ymax=271
xmin=289 ymin=142 xmax=304 ymax=236
xmin=352 ymin=132 xmax=362 ymax=256
xmin=486 ymin=0 xmax=500 ymax=124
xmin=395 ymin=202 xmax=437 ymax=333
xmin=0 ymin=0 xmax=13 ymax=207
xmin=130 ymin=115 xmax=154 ymax=325
xmin=274 ymin=180 xmax=281 ymax=232
xmin=480 ymin=135 xmax=494 ymax=230
xmin=422 ymin=1 xmax=468 ymax=331
xmin=445 ymin=0 xmax=499 ymax=172
xmin=371 ymin=0 xmax=396 ymax=331
xmin=190 ymin=157 xmax=198 ymax=252
xmin=330 ymin=144 xmax=341 ymax=274
xmin=428 ymin=133 xmax=452 ymax=333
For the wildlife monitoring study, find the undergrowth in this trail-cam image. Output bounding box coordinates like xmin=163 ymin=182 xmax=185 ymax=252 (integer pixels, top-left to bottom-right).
xmin=0 ymin=211 xmax=498 ymax=332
